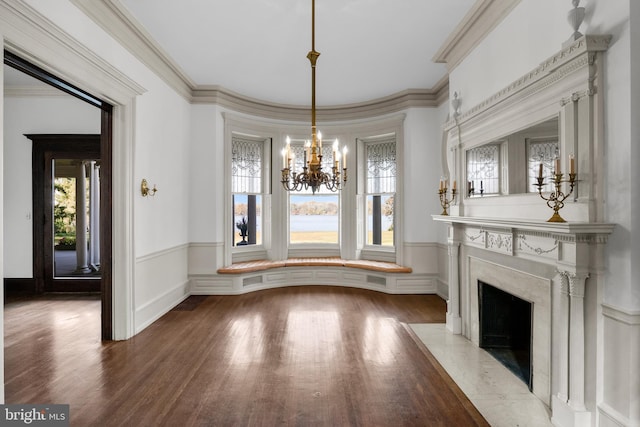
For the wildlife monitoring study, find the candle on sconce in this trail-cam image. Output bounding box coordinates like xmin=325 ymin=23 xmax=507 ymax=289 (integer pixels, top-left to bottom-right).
xmin=555 ymin=157 xmax=561 ymax=174
xmin=332 ymin=139 xmax=338 ymax=163
xmin=453 ymin=180 xmax=457 ymax=191
xmin=281 ymin=148 xmax=287 ymax=169
xmin=290 ymin=153 xmax=295 ymax=174
xmin=439 ymin=179 xmax=443 ymax=192
xmin=538 ymin=163 xmax=543 ymax=179
xmin=570 ymin=154 xmax=575 ymax=174
xmin=318 ymin=131 xmax=322 ymax=151
xmin=342 ymin=146 xmax=347 ymax=166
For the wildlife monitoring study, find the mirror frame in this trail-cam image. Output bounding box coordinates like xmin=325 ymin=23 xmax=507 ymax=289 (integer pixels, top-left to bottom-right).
xmin=443 ymin=35 xmax=611 ymax=223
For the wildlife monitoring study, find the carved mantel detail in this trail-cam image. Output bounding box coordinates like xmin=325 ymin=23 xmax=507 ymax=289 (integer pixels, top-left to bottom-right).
xmin=443 ymin=35 xmax=611 ymax=131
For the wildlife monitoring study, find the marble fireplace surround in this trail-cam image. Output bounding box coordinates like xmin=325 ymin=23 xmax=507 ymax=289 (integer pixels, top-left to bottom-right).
xmin=469 ymin=256 xmax=551 ymax=404
xmin=433 ymin=215 xmax=614 ymax=426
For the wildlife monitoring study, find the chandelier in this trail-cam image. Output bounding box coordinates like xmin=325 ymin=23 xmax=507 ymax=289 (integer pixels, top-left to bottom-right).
xmin=281 ymin=0 xmax=347 ymax=194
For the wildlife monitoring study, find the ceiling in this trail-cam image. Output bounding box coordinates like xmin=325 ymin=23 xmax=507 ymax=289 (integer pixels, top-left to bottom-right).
xmin=3 ymin=1 xmax=479 ymax=107
xmin=117 ymin=0 xmax=477 ymax=106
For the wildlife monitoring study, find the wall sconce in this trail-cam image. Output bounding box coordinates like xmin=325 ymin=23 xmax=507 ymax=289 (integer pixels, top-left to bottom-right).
xmin=141 ymin=179 xmax=158 ymax=197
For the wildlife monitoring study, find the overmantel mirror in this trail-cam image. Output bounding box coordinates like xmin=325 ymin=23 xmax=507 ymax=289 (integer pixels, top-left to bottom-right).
xmin=442 ymin=35 xmax=611 ymax=223
xmin=465 ymin=117 xmax=559 ymax=198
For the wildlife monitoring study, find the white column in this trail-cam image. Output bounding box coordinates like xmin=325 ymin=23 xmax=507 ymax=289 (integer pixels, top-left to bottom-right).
xmin=552 ymin=269 xmax=593 ymax=427
xmin=446 ymin=225 xmax=462 ymax=334
xmin=75 ymin=161 xmax=91 ymax=273
xmin=89 ymin=161 xmax=100 ymax=270
xmin=568 ymin=272 xmax=589 ymax=411
xmin=557 ymin=271 xmax=570 ymax=403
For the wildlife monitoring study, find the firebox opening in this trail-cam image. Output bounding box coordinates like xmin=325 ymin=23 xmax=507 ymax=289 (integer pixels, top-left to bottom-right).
xmin=478 ymin=281 xmax=533 ymax=390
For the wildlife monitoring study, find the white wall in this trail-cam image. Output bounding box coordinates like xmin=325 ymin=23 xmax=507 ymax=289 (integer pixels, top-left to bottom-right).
xmin=133 ymin=79 xmax=191 ymax=256
xmin=449 ymin=0 xmax=569 ymax=109
xmin=403 ymin=107 xmax=446 ymax=243
xmin=2 ymin=93 xmax=100 ymax=277
xmin=188 ymin=104 xmax=220 ymax=244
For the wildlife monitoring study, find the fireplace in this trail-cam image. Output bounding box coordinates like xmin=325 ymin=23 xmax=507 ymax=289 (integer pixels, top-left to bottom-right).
xmin=479 ymin=281 xmax=532 ymax=390
xmin=466 ymin=256 xmax=551 ymax=405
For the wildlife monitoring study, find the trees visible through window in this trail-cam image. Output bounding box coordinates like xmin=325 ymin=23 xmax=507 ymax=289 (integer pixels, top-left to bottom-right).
xmin=365 ymin=137 xmax=395 ymax=246
xmin=232 ymin=135 xmax=264 ymax=246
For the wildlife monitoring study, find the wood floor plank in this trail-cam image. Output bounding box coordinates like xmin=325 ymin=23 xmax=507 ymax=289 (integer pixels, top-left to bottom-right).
xmin=5 ymin=286 xmax=488 ymax=426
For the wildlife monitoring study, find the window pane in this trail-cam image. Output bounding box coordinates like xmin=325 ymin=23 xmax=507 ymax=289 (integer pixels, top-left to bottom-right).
xmin=290 ymin=194 xmax=339 ymax=244
xmin=467 ymin=145 xmax=499 ymax=195
xmin=527 ymin=138 xmax=558 ymax=193
xmin=364 ymin=137 xmax=395 ymax=247
xmin=366 ymin=139 xmax=396 ymax=193
xmin=233 ymin=194 xmax=262 ymax=246
xmin=366 ymin=194 xmax=394 ymax=246
xmin=289 ymin=142 xmax=335 ymax=195
xmin=232 ymin=136 xmax=262 ymax=193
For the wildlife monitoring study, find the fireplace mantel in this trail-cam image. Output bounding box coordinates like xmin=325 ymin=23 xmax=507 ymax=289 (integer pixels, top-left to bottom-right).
xmin=433 ymin=215 xmax=614 ymax=268
xmin=434 ymin=214 xmax=614 ymax=427
xmin=432 ymin=215 xmax=615 ymax=237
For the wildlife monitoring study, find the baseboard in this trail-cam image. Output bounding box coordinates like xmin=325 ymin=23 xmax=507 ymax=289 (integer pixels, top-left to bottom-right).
xmin=4 ymin=278 xmax=37 ymax=295
xmin=436 ymin=278 xmax=448 ymax=300
xmin=135 ymin=280 xmax=190 ymax=334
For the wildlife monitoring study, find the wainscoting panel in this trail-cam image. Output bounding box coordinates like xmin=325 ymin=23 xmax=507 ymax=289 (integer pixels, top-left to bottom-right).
xmin=599 ymin=304 xmax=640 ymax=427
xmin=135 ymin=244 xmax=189 ymax=333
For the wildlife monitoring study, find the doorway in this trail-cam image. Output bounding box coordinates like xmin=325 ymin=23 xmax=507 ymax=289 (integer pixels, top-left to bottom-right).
xmin=4 ymin=51 xmax=113 ymax=340
xmin=29 ymin=134 xmax=101 ymax=293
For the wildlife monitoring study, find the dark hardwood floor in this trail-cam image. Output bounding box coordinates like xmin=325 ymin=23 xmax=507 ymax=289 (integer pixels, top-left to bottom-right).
xmin=5 ymin=286 xmax=488 ymax=426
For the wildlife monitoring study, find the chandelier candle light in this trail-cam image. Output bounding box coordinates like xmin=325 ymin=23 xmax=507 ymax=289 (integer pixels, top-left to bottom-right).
xmin=438 ymin=178 xmax=457 ymax=216
xmin=534 ymin=155 xmax=577 ymax=222
xmin=281 ymin=0 xmax=347 ymax=194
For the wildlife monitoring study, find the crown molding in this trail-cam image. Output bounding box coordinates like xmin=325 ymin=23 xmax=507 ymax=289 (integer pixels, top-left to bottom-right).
xmin=70 ymin=0 xmax=194 ymax=100
xmin=433 ymin=75 xmax=450 ymax=106
xmin=193 ymin=86 xmax=442 ymax=121
xmin=433 ymin=0 xmax=521 ymax=72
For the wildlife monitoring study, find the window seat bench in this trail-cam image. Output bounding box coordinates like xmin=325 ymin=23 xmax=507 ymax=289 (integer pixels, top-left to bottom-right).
xmin=217 ymin=257 xmax=412 ymax=274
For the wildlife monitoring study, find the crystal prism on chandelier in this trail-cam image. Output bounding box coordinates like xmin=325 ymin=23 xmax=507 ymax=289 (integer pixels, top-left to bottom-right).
xmin=280 ymin=0 xmax=347 ymax=194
